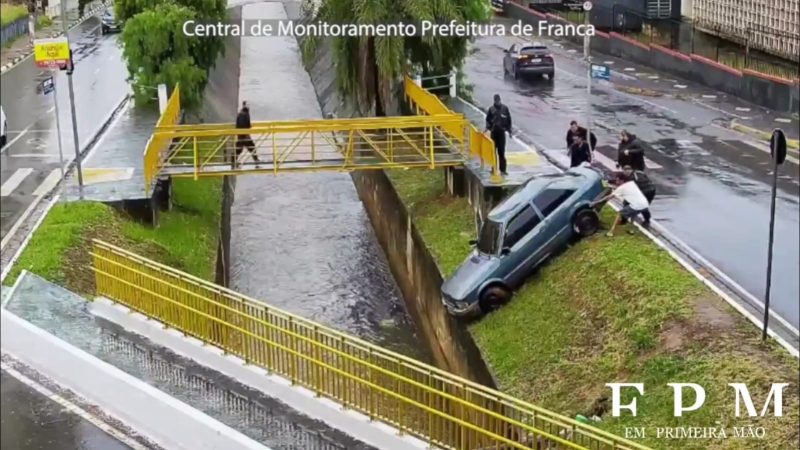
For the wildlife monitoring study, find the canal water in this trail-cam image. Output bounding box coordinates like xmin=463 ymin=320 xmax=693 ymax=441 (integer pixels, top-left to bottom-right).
xmin=228 ymin=1 xmax=429 ymax=361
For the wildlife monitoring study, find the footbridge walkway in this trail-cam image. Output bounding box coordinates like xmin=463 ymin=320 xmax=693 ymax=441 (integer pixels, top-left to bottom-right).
xmin=143 ymin=76 xmax=499 ymax=188
xmin=91 ymin=240 xmax=649 ymax=450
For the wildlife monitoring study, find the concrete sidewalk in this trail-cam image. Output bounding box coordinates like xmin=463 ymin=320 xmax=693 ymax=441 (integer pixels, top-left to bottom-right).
xmin=0 ymin=0 xmax=107 ymax=73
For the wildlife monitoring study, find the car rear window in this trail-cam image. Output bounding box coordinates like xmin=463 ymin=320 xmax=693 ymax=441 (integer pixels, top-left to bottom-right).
xmin=521 ymin=47 xmax=548 ymax=55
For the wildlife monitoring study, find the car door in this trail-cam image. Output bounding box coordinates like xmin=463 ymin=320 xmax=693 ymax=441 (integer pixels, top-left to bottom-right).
xmin=499 ymin=204 xmax=543 ymax=287
xmin=531 ymin=187 xmax=577 ymax=254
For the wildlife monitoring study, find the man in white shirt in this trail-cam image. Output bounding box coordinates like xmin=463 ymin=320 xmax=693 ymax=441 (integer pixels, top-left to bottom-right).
xmin=593 ymin=173 xmax=651 ymax=237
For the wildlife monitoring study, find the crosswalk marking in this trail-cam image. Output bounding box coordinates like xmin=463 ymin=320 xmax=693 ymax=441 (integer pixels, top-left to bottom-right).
xmin=33 ymin=169 xmax=62 ymax=197
xmin=1 ymin=168 xmax=33 ymax=197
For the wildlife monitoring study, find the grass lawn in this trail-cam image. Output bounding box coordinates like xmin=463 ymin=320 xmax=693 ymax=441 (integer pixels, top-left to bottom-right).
xmin=388 ymin=168 xmax=800 ymax=450
xmin=1 ymin=4 xmax=27 ymax=27
xmin=5 ymin=178 xmax=222 ymax=293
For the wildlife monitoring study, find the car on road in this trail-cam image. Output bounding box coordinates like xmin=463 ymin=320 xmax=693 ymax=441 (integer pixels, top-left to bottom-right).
xmin=101 ymin=9 xmax=120 ymax=34
xmin=441 ymin=166 xmax=609 ymax=317
xmin=490 ymin=0 xmax=504 ymax=12
xmin=503 ymin=42 xmax=555 ymax=80
xmin=1 ymin=106 xmax=7 ymax=149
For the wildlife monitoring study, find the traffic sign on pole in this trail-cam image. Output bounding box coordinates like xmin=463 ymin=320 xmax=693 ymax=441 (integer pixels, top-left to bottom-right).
xmin=41 ymin=76 xmax=55 ymax=95
xmin=762 ymin=128 xmax=786 ymax=341
xmin=33 ymin=37 xmax=69 ymax=68
xmin=770 ymin=128 xmax=787 ymax=165
xmin=583 ymin=1 xmax=593 ymax=11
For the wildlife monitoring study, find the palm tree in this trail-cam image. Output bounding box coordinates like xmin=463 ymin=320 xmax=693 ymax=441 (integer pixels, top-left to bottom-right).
xmin=304 ymin=0 xmax=489 ymax=116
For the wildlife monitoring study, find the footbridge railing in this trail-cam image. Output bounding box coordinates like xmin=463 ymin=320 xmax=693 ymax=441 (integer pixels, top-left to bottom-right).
xmin=91 ymin=240 xmax=650 ymax=450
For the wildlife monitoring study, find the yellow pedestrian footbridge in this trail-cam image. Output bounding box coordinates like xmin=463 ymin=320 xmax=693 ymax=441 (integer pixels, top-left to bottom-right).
xmin=91 ymin=240 xmax=650 ymax=450
xmin=143 ymin=76 xmax=499 ymax=188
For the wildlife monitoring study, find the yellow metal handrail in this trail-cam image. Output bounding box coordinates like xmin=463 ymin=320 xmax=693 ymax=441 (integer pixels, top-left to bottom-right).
xmin=144 ymin=85 xmax=181 ymax=188
xmin=91 ymin=240 xmax=650 ymax=450
xmin=404 ymin=76 xmax=499 ymax=174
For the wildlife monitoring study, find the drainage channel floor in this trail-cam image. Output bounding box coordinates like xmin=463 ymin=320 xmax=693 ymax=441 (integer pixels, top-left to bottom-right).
xmin=4 ymin=272 xmax=376 ymax=450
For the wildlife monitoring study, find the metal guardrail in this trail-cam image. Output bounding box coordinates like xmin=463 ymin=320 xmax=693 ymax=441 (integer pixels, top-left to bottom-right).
xmin=91 ymin=240 xmax=651 ymax=450
xmin=404 ymin=76 xmax=499 ymax=174
xmin=143 ymin=85 xmax=181 ymax=188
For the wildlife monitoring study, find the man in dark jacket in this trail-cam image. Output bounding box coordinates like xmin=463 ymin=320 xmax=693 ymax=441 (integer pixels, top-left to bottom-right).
xmin=622 ymin=165 xmax=655 ymax=224
xmin=568 ymin=134 xmax=592 ymax=167
xmin=617 ymin=130 xmax=645 ymax=171
xmin=566 ymin=120 xmax=597 ymax=151
xmin=234 ymin=102 xmax=259 ymax=168
xmin=485 ymin=94 xmax=512 ymax=175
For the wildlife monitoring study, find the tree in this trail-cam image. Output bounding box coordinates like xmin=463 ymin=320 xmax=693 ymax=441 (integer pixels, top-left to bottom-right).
xmin=120 ymin=3 xmax=207 ymax=107
xmin=116 ymin=0 xmax=226 ymax=70
xmin=303 ymin=0 xmax=489 ymax=116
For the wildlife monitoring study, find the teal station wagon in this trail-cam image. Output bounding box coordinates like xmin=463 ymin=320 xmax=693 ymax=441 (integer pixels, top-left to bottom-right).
xmin=441 ymin=167 xmax=609 ymax=317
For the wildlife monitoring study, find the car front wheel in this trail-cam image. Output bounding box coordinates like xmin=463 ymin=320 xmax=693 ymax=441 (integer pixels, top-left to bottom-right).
xmin=573 ymin=208 xmax=600 ymax=237
xmin=479 ymin=284 xmax=511 ymax=314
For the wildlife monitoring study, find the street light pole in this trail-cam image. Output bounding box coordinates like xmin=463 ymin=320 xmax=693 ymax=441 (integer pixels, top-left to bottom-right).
xmin=583 ymin=2 xmax=593 ymax=153
xmin=51 ymin=78 xmax=66 ymax=179
xmin=60 ymin=0 xmax=83 ymax=194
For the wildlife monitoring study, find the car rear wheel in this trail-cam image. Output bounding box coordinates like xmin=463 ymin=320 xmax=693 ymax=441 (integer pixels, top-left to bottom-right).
xmin=573 ymin=209 xmax=600 ymax=237
xmin=479 ymin=285 xmax=511 ymax=314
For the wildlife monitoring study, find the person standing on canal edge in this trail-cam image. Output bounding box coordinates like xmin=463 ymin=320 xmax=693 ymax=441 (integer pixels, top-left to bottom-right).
xmin=566 ymin=120 xmax=597 ymax=152
xmin=485 ymin=94 xmax=512 ymax=176
xmin=617 ymin=130 xmax=645 ymax=171
xmin=568 ymin=134 xmax=592 ymax=168
xmin=234 ymin=101 xmax=260 ymax=168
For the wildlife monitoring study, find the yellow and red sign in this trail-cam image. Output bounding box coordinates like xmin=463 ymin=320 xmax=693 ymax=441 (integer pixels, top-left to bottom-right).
xmin=33 ymin=37 xmax=70 ymax=68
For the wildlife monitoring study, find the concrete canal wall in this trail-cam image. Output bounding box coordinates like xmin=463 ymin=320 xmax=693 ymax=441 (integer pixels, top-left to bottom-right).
xmin=294 ymin=9 xmax=497 ymax=386
xmin=202 ymin=5 xmax=242 ymax=287
xmin=505 ymin=2 xmax=800 ymax=113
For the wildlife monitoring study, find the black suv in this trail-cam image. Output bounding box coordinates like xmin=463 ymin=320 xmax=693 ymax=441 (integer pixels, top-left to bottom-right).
xmin=101 ymin=9 xmax=120 ymax=34
xmin=503 ymin=42 xmax=555 ymax=80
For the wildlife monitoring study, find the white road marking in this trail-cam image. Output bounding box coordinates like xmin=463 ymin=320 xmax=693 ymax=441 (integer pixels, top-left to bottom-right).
xmin=0 ymin=124 xmax=33 ymax=154
xmin=624 ymin=67 xmax=636 ymax=71
xmin=47 ymin=106 xmax=55 ymax=113
xmin=33 ymin=169 xmax=62 ymax=196
xmin=1 ymin=168 xmax=33 ymax=197
xmin=702 ymin=94 xmax=717 ymax=99
xmin=9 ymin=153 xmax=62 ymax=158
xmin=567 ymin=49 xmax=577 ymax=53
xmin=697 ymin=101 xmax=751 ymax=120
xmin=648 ymin=75 xmax=659 ymax=79
xmin=604 ymin=61 xmax=614 ymax=64
xmin=674 ymin=84 xmax=687 ymax=88
xmin=735 ymin=107 xmax=751 ymax=112
xmin=775 ymin=118 xmax=793 ymax=123
xmin=0 ymin=363 xmax=149 ymax=450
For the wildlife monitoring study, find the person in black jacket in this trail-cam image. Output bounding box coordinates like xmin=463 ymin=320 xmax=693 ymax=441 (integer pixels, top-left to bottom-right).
xmin=568 ymin=134 xmax=592 ymax=167
xmin=234 ymin=102 xmax=259 ymax=168
xmin=485 ymin=94 xmax=512 ymax=175
xmin=621 ymin=165 xmax=655 ymax=225
xmin=617 ymin=130 xmax=645 ymax=171
xmin=566 ymin=120 xmax=597 ymax=151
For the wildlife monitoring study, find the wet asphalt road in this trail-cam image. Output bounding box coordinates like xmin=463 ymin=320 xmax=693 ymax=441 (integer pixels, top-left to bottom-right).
xmin=230 ymin=1 xmax=428 ymax=361
xmin=1 ymin=371 xmax=132 ymax=450
xmin=0 ymin=16 xmax=128 ymax=241
xmin=463 ymin=22 xmax=800 ymax=327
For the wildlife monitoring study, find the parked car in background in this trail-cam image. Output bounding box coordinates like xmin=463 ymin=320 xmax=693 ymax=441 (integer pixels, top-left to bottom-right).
xmin=503 ymin=42 xmax=555 ymax=80
xmin=490 ymin=0 xmax=504 ymax=12
xmin=101 ymin=9 xmax=120 ymax=34
xmin=441 ymin=166 xmax=609 ymax=317
xmin=1 ymin=106 xmax=8 ymax=149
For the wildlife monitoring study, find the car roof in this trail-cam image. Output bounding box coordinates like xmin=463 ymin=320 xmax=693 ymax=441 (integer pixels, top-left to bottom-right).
xmin=487 ymin=168 xmax=599 ymax=222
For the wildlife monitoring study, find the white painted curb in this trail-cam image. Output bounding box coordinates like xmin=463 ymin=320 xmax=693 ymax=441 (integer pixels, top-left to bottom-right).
xmin=1 ymin=308 xmax=272 ymax=450
xmin=91 ymin=298 xmax=430 ymax=450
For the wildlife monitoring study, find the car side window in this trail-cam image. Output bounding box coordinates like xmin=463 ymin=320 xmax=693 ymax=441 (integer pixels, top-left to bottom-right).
xmin=533 ymin=189 xmax=575 ymax=217
xmin=504 ymin=205 xmax=541 ymax=248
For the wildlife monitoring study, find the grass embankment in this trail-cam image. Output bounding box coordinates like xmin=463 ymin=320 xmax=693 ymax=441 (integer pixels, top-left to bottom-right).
xmin=5 ymin=178 xmax=222 ymax=293
xmin=388 ymin=169 xmax=800 ymax=450
xmin=1 ymin=4 xmax=27 ymax=27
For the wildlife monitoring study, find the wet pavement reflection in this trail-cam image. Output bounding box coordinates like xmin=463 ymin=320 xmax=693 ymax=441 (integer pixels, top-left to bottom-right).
xmin=463 ymin=22 xmax=799 ymax=326
xmin=1 ymin=371 xmax=132 ymax=450
xmin=230 ymin=1 xmax=428 ymax=361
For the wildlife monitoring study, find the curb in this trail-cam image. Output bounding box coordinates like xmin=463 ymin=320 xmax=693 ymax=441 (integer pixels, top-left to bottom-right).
xmin=730 ymin=120 xmax=800 ymax=151
xmin=0 ymin=2 xmax=109 ymax=75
